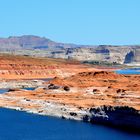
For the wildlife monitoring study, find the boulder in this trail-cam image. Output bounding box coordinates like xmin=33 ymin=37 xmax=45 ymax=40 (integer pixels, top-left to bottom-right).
xmin=63 ymin=86 xmax=70 ymax=91
xmin=48 ymin=83 xmax=60 ymax=89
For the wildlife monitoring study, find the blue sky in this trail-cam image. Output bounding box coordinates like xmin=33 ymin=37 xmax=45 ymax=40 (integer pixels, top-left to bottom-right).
xmin=0 ymin=0 xmax=140 ymax=45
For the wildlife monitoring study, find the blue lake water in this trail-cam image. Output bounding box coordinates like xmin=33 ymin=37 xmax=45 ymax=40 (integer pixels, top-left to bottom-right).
xmin=0 ymin=108 xmax=140 ymax=140
xmin=0 ymin=88 xmax=36 ymax=94
xmin=116 ymin=68 xmax=140 ymax=75
xmin=23 ymin=87 xmax=36 ymax=91
xmin=0 ymin=89 xmax=9 ymax=94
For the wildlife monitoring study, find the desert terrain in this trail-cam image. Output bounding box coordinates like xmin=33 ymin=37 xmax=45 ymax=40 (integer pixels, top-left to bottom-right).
xmin=0 ymin=54 xmax=140 ymax=129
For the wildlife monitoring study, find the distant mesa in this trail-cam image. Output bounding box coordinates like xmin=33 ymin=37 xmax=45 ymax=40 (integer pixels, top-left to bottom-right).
xmin=0 ymin=35 xmax=140 ymax=64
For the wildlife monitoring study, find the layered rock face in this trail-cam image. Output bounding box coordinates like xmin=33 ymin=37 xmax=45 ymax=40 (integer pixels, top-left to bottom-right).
xmin=0 ymin=35 xmax=140 ymax=64
xmin=0 ymin=54 xmax=97 ymax=79
xmin=54 ymin=46 xmax=140 ymax=64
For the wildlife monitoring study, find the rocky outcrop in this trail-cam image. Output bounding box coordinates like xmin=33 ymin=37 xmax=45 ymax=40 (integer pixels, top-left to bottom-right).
xmin=88 ymin=106 xmax=140 ymax=130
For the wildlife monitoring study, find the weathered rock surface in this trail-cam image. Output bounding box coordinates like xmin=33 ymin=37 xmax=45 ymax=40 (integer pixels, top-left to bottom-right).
xmin=88 ymin=106 xmax=140 ymax=129
xmin=0 ymin=54 xmax=97 ymax=79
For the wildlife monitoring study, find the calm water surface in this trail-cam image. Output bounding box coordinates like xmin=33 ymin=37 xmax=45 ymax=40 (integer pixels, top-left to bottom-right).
xmin=116 ymin=68 xmax=140 ymax=74
xmin=23 ymin=87 xmax=36 ymax=91
xmin=0 ymin=108 xmax=140 ymax=140
xmin=0 ymin=88 xmax=35 ymax=94
xmin=0 ymin=89 xmax=9 ymax=94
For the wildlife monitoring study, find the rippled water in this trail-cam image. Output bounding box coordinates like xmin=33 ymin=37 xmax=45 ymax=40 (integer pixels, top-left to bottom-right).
xmin=0 ymin=108 xmax=140 ymax=140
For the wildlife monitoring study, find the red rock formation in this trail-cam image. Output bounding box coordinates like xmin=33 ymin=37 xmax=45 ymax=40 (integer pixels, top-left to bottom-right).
xmin=0 ymin=54 xmax=97 ymax=79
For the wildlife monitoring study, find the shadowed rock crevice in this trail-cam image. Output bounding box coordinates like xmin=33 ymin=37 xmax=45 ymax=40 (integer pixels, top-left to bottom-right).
xmin=124 ymin=51 xmax=135 ymax=64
